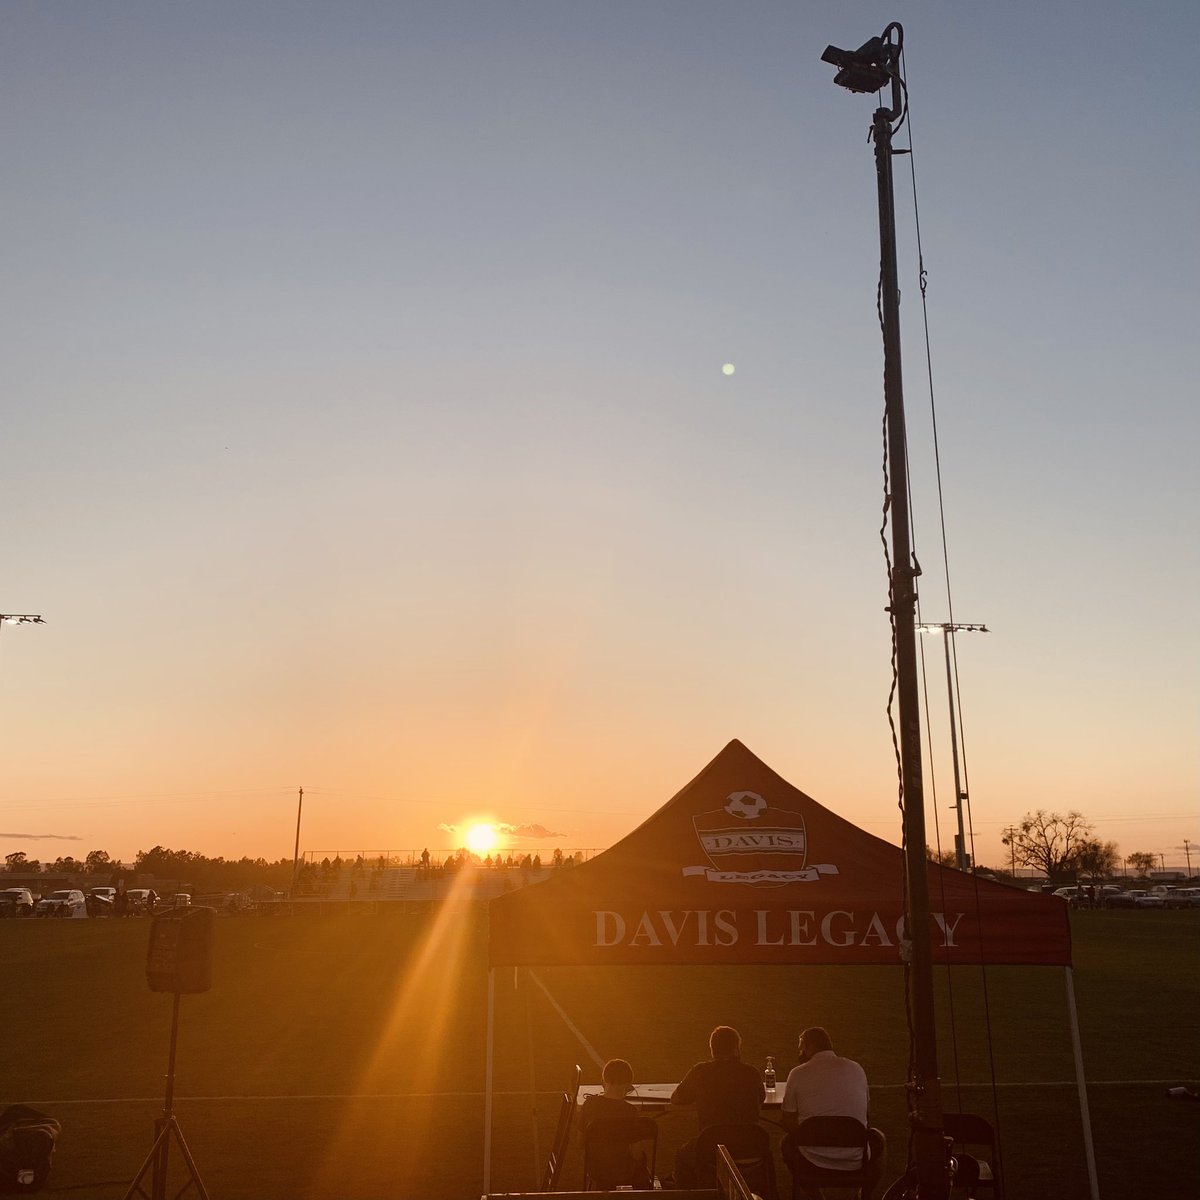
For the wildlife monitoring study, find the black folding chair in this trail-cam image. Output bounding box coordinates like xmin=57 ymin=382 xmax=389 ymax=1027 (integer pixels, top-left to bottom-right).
xmin=788 ymin=1116 xmax=884 ymax=1200
xmin=582 ymin=1116 xmax=657 ymax=1191
xmin=542 ymin=1064 xmax=582 ymax=1191
xmin=943 ymin=1113 xmax=1002 ymax=1199
xmin=694 ymin=1123 xmax=779 ymax=1200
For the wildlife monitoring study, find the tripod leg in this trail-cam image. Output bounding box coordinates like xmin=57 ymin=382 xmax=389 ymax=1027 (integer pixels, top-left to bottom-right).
xmin=121 ymin=1120 xmax=172 ymax=1200
xmin=167 ymin=1117 xmax=211 ymax=1200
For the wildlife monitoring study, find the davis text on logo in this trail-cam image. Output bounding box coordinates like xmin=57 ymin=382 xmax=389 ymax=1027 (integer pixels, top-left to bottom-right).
xmin=682 ymin=791 xmax=839 ymax=887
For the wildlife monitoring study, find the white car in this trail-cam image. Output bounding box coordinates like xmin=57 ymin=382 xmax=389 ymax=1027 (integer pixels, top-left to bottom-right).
xmin=34 ymin=889 xmax=88 ymax=918
xmin=1124 ymin=890 xmax=1165 ymax=909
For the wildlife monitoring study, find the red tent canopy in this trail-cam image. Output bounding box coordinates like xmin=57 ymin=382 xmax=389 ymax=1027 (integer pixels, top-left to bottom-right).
xmin=488 ymin=739 xmax=1071 ymax=968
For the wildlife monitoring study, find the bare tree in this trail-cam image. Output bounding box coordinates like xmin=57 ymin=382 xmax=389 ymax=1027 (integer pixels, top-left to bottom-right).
xmin=1002 ymin=810 xmax=1095 ymax=883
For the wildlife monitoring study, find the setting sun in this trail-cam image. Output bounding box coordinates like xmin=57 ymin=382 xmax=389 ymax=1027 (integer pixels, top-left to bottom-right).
xmin=463 ymin=822 xmax=501 ymax=855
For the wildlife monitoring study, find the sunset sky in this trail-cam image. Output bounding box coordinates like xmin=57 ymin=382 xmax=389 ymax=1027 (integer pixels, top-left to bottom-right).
xmin=1 ymin=2 xmax=1196 ymax=873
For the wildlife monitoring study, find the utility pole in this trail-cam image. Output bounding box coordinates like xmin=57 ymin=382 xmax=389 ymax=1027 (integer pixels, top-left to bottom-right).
xmin=292 ymin=787 xmax=304 ymax=895
xmin=1178 ymin=839 xmax=1193 ymax=875
xmin=1002 ymin=825 xmax=1019 ymax=878
xmin=918 ymin=622 xmax=988 ymax=870
xmin=823 ymin=23 xmax=948 ymax=1199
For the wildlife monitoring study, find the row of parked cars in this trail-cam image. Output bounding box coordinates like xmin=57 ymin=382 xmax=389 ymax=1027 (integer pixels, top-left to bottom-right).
xmin=0 ymin=886 xmax=182 ymax=918
xmin=1049 ymin=884 xmax=1200 ymax=909
xmin=0 ymin=886 xmax=257 ymax=918
xmin=1111 ymin=887 xmax=1200 ymax=909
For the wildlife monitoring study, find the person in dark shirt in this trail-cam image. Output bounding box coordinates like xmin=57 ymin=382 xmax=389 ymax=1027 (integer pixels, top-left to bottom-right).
xmin=670 ymin=1025 xmax=764 ymax=1184
xmin=580 ymin=1059 xmax=652 ymax=1188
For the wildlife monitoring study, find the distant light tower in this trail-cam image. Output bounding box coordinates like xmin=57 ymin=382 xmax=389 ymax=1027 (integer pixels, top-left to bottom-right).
xmin=1 ymin=614 xmax=45 ymax=629
xmin=917 ymin=621 xmax=989 ymax=871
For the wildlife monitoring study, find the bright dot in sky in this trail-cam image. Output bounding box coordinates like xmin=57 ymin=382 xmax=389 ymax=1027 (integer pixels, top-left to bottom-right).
xmin=722 ymin=363 xmax=736 ymax=376
xmin=464 ymin=822 xmax=501 ymax=855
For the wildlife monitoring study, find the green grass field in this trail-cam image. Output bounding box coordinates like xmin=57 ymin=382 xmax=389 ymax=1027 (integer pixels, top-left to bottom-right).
xmin=2 ymin=905 xmax=1197 ymax=1199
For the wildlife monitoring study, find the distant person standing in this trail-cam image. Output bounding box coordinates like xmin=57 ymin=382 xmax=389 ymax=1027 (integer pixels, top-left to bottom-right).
xmin=780 ymin=1026 xmax=886 ymax=1200
xmin=670 ymin=1025 xmax=764 ymax=1184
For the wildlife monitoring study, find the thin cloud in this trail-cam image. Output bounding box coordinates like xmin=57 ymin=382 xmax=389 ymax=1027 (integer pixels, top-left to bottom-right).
xmin=0 ymin=832 xmax=82 ymax=840
xmin=498 ymin=822 xmax=566 ymax=840
xmin=436 ymin=821 xmax=566 ymax=839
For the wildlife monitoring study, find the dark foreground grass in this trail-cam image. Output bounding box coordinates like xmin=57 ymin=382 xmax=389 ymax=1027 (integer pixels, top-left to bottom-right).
xmin=1 ymin=906 xmax=1196 ymax=1199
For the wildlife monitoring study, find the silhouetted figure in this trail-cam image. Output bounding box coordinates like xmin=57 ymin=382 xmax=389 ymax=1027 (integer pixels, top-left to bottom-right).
xmin=780 ymin=1026 xmax=886 ymax=1200
xmin=670 ymin=1025 xmax=763 ymax=1184
xmin=580 ymin=1059 xmax=652 ymax=1189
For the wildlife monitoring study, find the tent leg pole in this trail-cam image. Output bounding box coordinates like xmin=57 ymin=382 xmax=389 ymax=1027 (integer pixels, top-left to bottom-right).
xmin=525 ymin=967 xmax=541 ymax=1184
xmin=1065 ymin=966 xmax=1101 ymax=1200
xmin=484 ymin=967 xmax=495 ymax=1194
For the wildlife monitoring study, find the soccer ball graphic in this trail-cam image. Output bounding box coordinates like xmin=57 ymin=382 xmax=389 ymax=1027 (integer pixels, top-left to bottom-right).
xmin=723 ymin=791 xmax=768 ymax=820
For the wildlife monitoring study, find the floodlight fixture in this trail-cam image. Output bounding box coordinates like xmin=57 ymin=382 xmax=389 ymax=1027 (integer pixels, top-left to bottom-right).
xmin=0 ymin=614 xmax=45 ymax=626
xmin=822 ymin=23 xmax=904 ymax=119
xmin=821 ymin=37 xmax=891 ymax=94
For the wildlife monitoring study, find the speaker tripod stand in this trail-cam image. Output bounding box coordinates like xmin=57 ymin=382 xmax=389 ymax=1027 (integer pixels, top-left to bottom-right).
xmin=123 ymin=991 xmax=210 ymax=1200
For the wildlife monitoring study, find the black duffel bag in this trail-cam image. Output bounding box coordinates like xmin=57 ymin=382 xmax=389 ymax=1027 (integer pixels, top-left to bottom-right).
xmin=0 ymin=1106 xmax=61 ymax=1194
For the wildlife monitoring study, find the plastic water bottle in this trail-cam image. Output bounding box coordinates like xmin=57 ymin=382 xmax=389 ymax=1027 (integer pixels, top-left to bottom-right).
xmin=764 ymin=1055 xmax=776 ymax=1094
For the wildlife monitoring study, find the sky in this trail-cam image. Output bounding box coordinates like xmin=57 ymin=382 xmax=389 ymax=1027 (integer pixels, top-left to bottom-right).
xmin=1 ymin=1 xmax=1196 ymax=873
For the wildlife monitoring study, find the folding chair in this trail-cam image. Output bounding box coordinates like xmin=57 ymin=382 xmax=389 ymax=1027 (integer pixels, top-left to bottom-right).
xmin=694 ymin=1123 xmax=779 ymax=1200
xmin=542 ymin=1064 xmax=582 ymax=1191
xmin=716 ymin=1143 xmax=757 ymax=1200
xmin=788 ymin=1116 xmax=884 ymax=1200
xmin=582 ymin=1116 xmax=658 ymax=1191
xmin=943 ymin=1113 xmax=1002 ymax=1199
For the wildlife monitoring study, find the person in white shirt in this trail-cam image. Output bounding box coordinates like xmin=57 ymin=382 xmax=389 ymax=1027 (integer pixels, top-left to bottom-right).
xmin=780 ymin=1027 xmax=886 ymax=1200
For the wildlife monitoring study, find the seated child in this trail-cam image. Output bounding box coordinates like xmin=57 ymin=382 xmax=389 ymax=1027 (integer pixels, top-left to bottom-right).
xmin=580 ymin=1059 xmax=652 ymax=1188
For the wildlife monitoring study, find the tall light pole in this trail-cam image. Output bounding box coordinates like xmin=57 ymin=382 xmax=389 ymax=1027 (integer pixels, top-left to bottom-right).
xmin=918 ymin=622 xmax=988 ymax=871
xmin=823 ymin=24 xmax=948 ymax=1198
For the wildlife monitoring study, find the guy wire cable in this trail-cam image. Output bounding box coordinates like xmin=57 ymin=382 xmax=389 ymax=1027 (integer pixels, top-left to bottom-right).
xmin=898 ymin=42 xmax=1006 ymax=1173
xmin=894 ymin=44 xmax=964 ymax=1114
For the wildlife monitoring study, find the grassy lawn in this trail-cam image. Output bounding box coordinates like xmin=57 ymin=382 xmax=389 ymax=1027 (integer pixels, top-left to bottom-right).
xmin=1 ymin=906 xmax=1196 ymax=1198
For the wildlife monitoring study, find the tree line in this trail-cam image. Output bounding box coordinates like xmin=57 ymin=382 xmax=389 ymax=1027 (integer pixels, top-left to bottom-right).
xmin=5 ymin=815 xmax=1176 ymax=891
xmin=4 ymin=846 xmax=294 ymax=893
xmin=993 ymin=810 xmax=1170 ymax=882
xmin=932 ymin=809 xmax=1171 ymax=884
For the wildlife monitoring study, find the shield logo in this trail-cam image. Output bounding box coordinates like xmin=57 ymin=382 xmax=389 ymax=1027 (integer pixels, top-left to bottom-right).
xmin=691 ymin=791 xmax=809 ymax=882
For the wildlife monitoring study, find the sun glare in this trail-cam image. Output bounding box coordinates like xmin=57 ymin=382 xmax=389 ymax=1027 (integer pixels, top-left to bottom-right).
xmin=464 ymin=822 xmax=501 ymax=855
